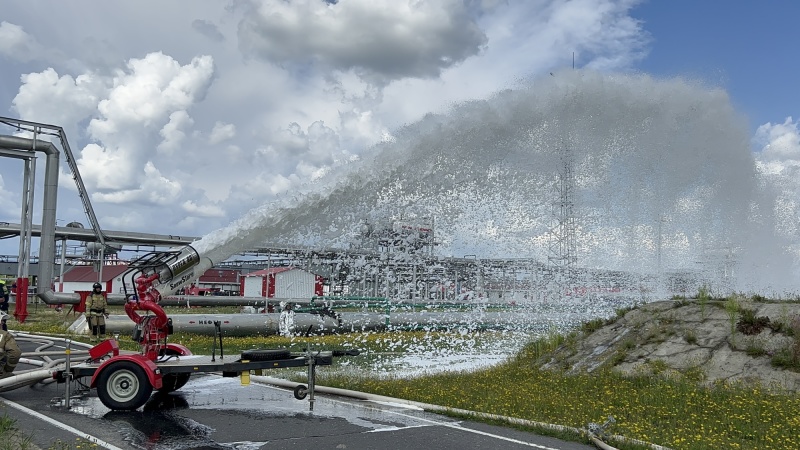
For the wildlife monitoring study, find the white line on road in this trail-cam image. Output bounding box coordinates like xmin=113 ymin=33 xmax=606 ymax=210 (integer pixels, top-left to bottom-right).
xmin=379 ymin=409 xmax=563 ymax=450
xmin=0 ymin=398 xmax=126 ymax=450
xmin=306 ymin=388 xmax=565 ymax=450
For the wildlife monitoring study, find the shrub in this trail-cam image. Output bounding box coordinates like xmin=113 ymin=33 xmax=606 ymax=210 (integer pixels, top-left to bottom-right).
xmin=725 ymin=297 xmax=740 ymax=336
xmin=770 ymin=317 xmax=800 ymax=370
xmin=744 ymin=337 xmax=767 ymax=357
xmin=736 ymin=308 xmax=771 ymax=335
xmin=684 ymin=329 xmax=697 ymax=345
xmin=771 ymin=314 xmax=798 ymax=336
xmin=697 ymin=285 xmax=711 ymax=319
xmin=771 ymin=348 xmax=800 ymax=370
xmin=581 ymin=318 xmax=605 ymax=334
xmin=672 ymin=296 xmax=690 ymax=307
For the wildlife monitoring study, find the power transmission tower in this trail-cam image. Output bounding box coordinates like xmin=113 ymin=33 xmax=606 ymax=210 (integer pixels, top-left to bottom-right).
xmin=547 ymin=140 xmax=578 ymax=294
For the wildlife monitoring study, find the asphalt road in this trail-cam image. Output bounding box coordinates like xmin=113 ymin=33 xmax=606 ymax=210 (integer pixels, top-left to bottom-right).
xmin=0 ymin=338 xmax=596 ymax=450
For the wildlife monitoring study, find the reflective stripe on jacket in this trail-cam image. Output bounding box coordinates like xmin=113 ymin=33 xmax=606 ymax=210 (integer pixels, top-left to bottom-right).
xmin=86 ymin=293 xmax=108 ymax=315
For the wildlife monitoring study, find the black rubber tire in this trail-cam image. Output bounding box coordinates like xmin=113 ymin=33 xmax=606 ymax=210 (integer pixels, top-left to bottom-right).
xmin=293 ymin=384 xmax=307 ymax=400
xmin=96 ymin=361 xmax=153 ymax=411
xmin=158 ymin=349 xmax=191 ymax=393
xmin=158 ymin=373 xmax=191 ymax=393
xmin=142 ymin=392 xmax=189 ymax=411
xmin=240 ymin=349 xmax=291 ymax=361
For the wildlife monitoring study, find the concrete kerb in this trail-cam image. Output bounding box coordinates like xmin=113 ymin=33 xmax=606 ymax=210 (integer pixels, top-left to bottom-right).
xmin=253 ymin=375 xmax=673 ymax=450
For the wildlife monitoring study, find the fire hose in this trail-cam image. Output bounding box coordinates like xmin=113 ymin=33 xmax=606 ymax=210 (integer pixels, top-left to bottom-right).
xmin=252 ymin=375 xmax=672 ymax=450
xmin=0 ymin=332 xmax=92 ymax=392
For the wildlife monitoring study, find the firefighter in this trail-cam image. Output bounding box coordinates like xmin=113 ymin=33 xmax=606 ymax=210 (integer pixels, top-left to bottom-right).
xmin=0 ymin=279 xmax=9 ymax=313
xmin=86 ymin=282 xmax=109 ymax=342
xmin=0 ymin=312 xmax=21 ymax=378
xmin=279 ymin=301 xmax=295 ymax=337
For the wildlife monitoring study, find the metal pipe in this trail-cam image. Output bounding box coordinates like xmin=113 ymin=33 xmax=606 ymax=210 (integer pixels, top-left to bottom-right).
xmin=0 ymin=135 xmax=60 ymax=306
xmin=12 ymin=292 xmax=318 ymax=306
xmin=87 ymin=310 xmax=549 ymax=337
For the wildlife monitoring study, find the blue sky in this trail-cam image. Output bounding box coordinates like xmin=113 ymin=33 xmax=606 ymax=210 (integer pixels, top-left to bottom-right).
xmin=632 ymin=0 xmax=800 ymax=134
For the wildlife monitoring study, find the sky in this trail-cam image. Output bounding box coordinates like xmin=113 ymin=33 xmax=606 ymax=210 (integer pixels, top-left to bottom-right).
xmin=0 ymin=0 xmax=799 ymax=263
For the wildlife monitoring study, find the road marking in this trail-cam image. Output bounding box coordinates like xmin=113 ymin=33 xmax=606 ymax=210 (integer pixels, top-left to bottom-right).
xmin=308 ymin=389 xmax=564 ymax=450
xmin=0 ymin=398 xmax=126 ymax=450
xmin=379 ymin=409 xmax=564 ymax=449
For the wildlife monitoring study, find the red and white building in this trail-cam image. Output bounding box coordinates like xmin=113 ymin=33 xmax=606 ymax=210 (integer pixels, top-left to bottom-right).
xmin=240 ymin=267 xmax=323 ymax=299
xmin=190 ymin=268 xmax=241 ymax=295
xmin=54 ymin=265 xmax=129 ymax=293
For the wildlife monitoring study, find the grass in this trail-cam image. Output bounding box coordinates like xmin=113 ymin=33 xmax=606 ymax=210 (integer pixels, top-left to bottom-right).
xmin=697 ymin=285 xmax=711 ymax=320
xmin=7 ymin=304 xmax=800 ymax=449
xmin=0 ymin=410 xmax=100 ymax=450
xmin=312 ymin=338 xmax=800 ymax=450
xmin=770 ymin=315 xmax=800 ymax=370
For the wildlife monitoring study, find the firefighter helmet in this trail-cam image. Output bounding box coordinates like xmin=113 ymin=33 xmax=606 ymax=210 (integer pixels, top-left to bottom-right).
xmin=93 ymin=282 xmax=102 ymax=290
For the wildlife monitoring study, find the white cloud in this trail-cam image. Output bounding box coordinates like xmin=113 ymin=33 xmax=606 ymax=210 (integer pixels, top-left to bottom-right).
xmin=753 ymin=117 xmax=800 ymax=245
xmin=548 ymin=0 xmax=650 ymax=70
xmin=237 ymin=0 xmax=487 ymax=82
xmin=753 ymin=117 xmax=800 ymax=167
xmin=208 ymin=121 xmax=236 ymax=145
xmin=182 ymin=200 xmax=225 ymax=218
xmin=158 ymin=110 xmax=195 ymax=153
xmin=75 ymin=52 xmax=214 ymax=191
xmin=376 ymin=0 xmax=650 ymax=129
xmin=89 ymin=52 xmax=214 ymax=136
xmin=0 ymin=21 xmax=44 ymax=62
xmin=12 ymin=68 xmax=103 ymax=131
xmin=92 ymin=161 xmax=181 ymax=205
xmin=100 ymin=211 xmax=140 ymax=230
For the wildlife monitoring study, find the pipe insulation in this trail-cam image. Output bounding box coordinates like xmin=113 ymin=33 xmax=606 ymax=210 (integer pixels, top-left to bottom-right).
xmin=81 ymin=310 xmax=554 ymax=337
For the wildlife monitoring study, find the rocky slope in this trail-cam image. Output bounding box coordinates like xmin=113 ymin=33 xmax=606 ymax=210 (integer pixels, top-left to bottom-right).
xmin=538 ymin=298 xmax=800 ymax=393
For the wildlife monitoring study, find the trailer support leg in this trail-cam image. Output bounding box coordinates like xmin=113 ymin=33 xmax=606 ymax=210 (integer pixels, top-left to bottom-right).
xmin=307 ymin=357 xmax=316 ymax=411
xmin=211 ymin=320 xmax=223 ymax=361
xmin=64 ymin=340 xmax=72 ymax=409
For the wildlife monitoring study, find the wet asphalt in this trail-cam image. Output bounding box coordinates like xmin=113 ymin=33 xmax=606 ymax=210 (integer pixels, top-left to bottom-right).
xmin=0 ymin=340 xmax=595 ymax=450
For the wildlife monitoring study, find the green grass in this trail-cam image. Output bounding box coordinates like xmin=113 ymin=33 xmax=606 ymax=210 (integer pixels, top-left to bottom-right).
xmin=312 ymin=338 xmax=800 ymax=450
xmin=0 ymin=410 xmax=100 ymax=450
xmin=7 ymin=305 xmax=800 ymax=450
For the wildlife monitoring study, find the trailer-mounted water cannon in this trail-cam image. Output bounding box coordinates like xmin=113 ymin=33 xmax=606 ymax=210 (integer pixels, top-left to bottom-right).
xmin=53 ymin=242 xmax=360 ymax=411
xmin=121 ymin=245 xmax=214 ymax=360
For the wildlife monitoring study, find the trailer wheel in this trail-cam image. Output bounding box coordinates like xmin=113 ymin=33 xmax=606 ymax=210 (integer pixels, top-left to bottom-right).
xmin=97 ymin=361 xmax=153 ymax=411
xmin=241 ymin=349 xmax=291 ymax=361
xmin=158 ymin=349 xmax=191 ymax=393
xmin=293 ymin=384 xmax=308 ymax=400
xmin=158 ymin=372 xmax=191 ymax=393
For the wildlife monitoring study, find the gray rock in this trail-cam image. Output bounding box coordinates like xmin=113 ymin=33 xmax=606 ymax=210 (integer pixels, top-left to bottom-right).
xmin=538 ymin=299 xmax=800 ymax=393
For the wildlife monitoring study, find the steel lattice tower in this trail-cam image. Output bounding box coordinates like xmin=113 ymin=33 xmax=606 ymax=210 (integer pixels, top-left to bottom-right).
xmin=547 ymin=141 xmax=578 ymax=291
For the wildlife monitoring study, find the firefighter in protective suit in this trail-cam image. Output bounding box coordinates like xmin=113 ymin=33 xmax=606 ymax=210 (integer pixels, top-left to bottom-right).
xmin=86 ymin=282 xmax=109 ymax=342
xmin=0 ymin=311 xmax=21 ymax=378
xmin=279 ymin=302 xmax=295 ymax=337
